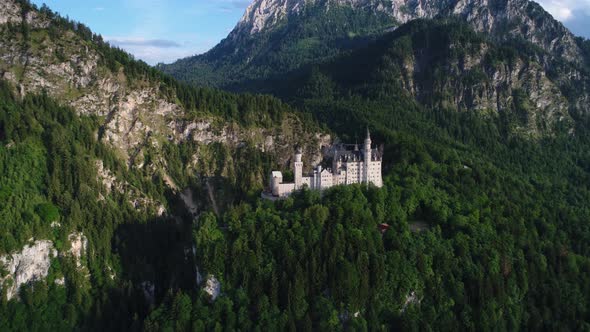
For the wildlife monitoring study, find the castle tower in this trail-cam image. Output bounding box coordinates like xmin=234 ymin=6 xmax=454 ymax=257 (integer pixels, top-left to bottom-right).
xmin=294 ymin=148 xmax=303 ymax=190
xmin=364 ymin=128 xmax=372 ymax=184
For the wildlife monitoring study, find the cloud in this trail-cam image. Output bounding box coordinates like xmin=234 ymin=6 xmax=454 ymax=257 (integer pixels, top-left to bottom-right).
xmin=108 ymin=38 xmax=183 ymax=48
xmin=536 ymin=0 xmax=590 ymax=21
xmin=105 ymin=36 xmax=213 ymax=65
xmin=216 ymin=0 xmax=251 ymax=10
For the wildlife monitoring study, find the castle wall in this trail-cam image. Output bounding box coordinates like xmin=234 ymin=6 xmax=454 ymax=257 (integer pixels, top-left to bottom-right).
xmin=268 ymin=132 xmax=383 ymax=197
xmin=320 ymin=170 xmax=334 ymax=189
xmin=367 ymin=161 xmax=383 ymax=187
xmin=276 ymin=183 xmax=295 ymax=197
xmin=302 ymin=177 xmax=312 ymax=189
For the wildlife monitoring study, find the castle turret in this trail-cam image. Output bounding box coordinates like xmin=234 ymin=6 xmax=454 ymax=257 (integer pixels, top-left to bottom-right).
xmin=294 ymin=148 xmax=303 ymax=190
xmin=364 ymin=128 xmax=372 ymax=184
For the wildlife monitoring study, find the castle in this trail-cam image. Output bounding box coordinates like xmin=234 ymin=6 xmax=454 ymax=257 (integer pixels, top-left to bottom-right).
xmin=269 ymin=129 xmax=383 ymax=198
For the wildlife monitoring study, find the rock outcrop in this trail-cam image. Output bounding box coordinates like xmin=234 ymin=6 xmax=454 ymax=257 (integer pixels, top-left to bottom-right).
xmin=203 ymin=275 xmax=221 ymax=301
xmin=0 ymin=0 xmax=329 ymax=181
xmin=0 ymin=240 xmax=56 ymax=300
xmin=67 ymin=233 xmax=88 ymax=268
xmin=96 ymin=160 xmax=167 ymax=215
xmin=234 ymin=0 xmax=582 ymax=62
xmin=163 ymin=0 xmax=590 ymax=122
xmin=0 ymin=233 xmax=90 ymax=301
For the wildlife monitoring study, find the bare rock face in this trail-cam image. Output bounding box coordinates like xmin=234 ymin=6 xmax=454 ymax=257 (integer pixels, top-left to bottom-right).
xmin=67 ymin=233 xmax=88 ymax=268
xmin=0 ymin=1 xmax=48 ymax=28
xmin=0 ymin=233 xmax=91 ymax=301
xmin=96 ymin=160 xmax=167 ymax=215
xmin=203 ymin=275 xmax=221 ymax=301
xmin=0 ymin=240 xmax=56 ymax=300
xmin=0 ymin=0 xmax=329 ymax=182
xmin=234 ymin=0 xmax=582 ymax=63
xmin=395 ymin=41 xmax=573 ymax=135
xmin=0 ymin=0 xmax=22 ymax=26
xmin=237 ymin=0 xmax=307 ymax=35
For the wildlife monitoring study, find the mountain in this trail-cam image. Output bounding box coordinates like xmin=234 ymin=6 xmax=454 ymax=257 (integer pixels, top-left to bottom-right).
xmin=257 ymin=18 xmax=589 ymax=136
xmin=160 ymin=0 xmax=587 ymax=89
xmin=2 ymin=0 xmax=590 ymax=331
xmin=0 ymin=0 xmax=328 ymax=328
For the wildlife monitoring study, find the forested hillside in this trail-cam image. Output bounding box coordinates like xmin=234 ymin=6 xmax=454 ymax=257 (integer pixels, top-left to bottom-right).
xmin=253 ymin=19 xmax=588 ymax=137
xmin=1 ymin=0 xmax=590 ymax=330
xmin=152 ymin=4 xmax=590 ymax=331
xmin=144 ymin=68 xmax=590 ymax=329
xmin=160 ymin=4 xmax=396 ymax=88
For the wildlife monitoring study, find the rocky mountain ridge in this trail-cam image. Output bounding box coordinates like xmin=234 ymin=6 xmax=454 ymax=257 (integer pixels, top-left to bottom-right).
xmin=0 ymin=232 xmax=88 ymax=301
xmin=234 ymin=0 xmax=581 ymax=61
xmin=0 ymin=0 xmax=329 ymax=205
xmin=276 ymin=19 xmax=577 ymax=136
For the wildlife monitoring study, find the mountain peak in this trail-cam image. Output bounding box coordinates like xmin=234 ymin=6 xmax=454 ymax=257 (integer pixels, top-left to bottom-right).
xmin=232 ymin=0 xmax=581 ymax=61
xmin=163 ymin=0 xmax=585 ymax=89
xmin=236 ymin=0 xmax=308 ymax=35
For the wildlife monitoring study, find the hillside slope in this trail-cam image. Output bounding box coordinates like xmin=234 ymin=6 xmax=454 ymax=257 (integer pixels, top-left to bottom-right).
xmin=1 ymin=1 xmax=590 ymax=331
xmin=160 ymin=0 xmax=587 ymax=90
xmin=0 ymin=1 xmax=328 ymax=329
xmin=257 ymin=19 xmax=588 ymax=136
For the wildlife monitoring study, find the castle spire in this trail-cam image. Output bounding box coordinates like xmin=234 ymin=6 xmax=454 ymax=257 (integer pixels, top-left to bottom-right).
xmin=364 ymin=127 xmax=372 ymax=146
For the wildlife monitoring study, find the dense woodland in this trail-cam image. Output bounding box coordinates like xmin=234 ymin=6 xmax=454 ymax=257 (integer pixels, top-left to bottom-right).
xmin=160 ymin=4 xmax=398 ymax=89
xmin=146 ymin=18 xmax=590 ymax=332
xmin=1 ymin=1 xmax=590 ymax=331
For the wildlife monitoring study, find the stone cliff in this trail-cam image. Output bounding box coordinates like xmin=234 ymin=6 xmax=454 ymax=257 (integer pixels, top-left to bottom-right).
xmin=0 ymin=0 xmax=330 ymax=215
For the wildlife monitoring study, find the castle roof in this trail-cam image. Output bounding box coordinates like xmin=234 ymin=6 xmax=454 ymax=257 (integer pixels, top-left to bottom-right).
xmin=335 ymin=145 xmax=382 ymax=162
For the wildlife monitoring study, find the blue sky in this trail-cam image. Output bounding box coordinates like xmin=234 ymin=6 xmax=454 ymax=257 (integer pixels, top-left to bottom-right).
xmin=30 ymin=0 xmax=590 ymax=65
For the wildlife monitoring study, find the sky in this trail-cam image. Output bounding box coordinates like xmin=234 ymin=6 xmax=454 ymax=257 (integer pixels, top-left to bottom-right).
xmin=30 ymin=0 xmax=590 ymax=65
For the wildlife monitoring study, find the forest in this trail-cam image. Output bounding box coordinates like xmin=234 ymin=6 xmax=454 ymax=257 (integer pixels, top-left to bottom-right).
xmin=144 ymin=19 xmax=590 ymax=331
xmin=1 ymin=1 xmax=590 ymax=331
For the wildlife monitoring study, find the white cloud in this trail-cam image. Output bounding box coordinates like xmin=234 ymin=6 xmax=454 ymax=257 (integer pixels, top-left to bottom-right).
xmin=106 ymin=36 xmax=213 ymax=65
xmin=536 ymin=0 xmax=590 ymax=21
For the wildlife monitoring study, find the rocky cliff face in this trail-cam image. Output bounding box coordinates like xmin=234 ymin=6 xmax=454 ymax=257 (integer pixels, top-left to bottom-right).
xmin=0 ymin=233 xmax=88 ymax=300
xmin=234 ymin=0 xmax=581 ymax=62
xmin=0 ymin=0 xmax=330 ymax=212
xmin=0 ymin=240 xmax=55 ymax=300
xmin=392 ymin=29 xmax=573 ymax=135
xmin=0 ymin=0 xmax=47 ymax=28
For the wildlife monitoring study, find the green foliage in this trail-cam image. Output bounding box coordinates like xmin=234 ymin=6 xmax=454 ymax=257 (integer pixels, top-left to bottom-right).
xmin=160 ymin=4 xmax=397 ymax=89
xmin=0 ymin=79 xmax=178 ymax=330
xmin=35 ymin=203 xmax=59 ymax=223
xmin=141 ymin=19 xmax=590 ymax=332
xmin=3 ymin=3 xmax=590 ymax=331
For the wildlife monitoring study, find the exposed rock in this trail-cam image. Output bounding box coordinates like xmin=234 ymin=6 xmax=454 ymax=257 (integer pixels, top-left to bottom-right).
xmin=105 ymin=265 xmax=116 ymax=281
xmin=96 ymin=160 xmax=167 ymax=215
xmin=0 ymin=0 xmax=330 ymax=225
xmin=67 ymin=233 xmax=88 ymax=268
xmin=0 ymin=2 xmax=328 ymax=174
xmin=0 ymin=240 xmax=56 ymax=300
xmin=235 ymin=0 xmax=582 ymax=63
xmin=54 ymin=277 xmax=65 ymax=286
xmin=401 ymin=291 xmax=421 ymax=313
xmin=0 ymin=0 xmax=48 ymax=28
xmin=397 ymin=43 xmax=572 ymax=135
xmin=180 ymin=188 xmax=199 ymax=218
xmin=203 ymin=275 xmax=221 ymax=301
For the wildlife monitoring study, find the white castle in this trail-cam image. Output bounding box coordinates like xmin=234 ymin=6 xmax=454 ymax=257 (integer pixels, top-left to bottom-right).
xmin=269 ymin=129 xmax=383 ymax=198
